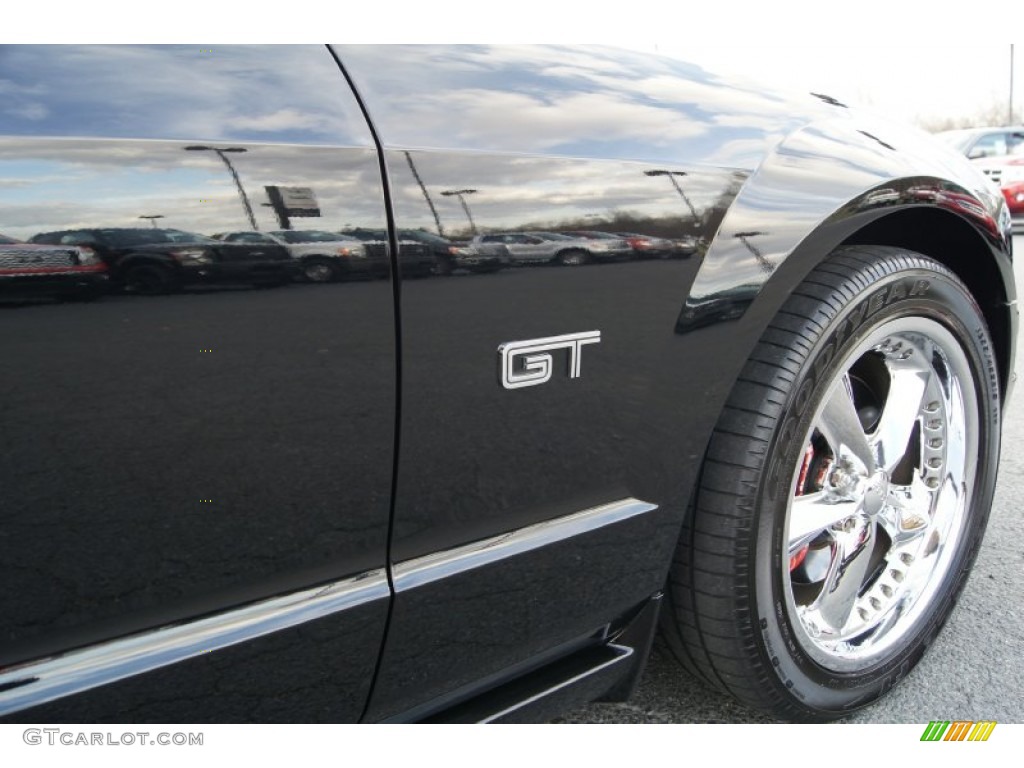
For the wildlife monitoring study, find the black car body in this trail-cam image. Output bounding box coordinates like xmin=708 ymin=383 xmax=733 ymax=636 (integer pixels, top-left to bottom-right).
xmin=0 ymin=44 xmax=1016 ymax=724
xmin=29 ymin=227 xmax=294 ymax=293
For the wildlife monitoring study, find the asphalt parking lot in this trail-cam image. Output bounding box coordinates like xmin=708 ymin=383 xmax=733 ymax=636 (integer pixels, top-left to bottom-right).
xmin=561 ymin=235 xmax=1024 ymax=724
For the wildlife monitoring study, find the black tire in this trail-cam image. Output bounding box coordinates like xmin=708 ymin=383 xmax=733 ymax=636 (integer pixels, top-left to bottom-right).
xmin=301 ymin=257 xmax=340 ymax=283
xmin=121 ymin=262 xmax=177 ymax=295
xmin=662 ymin=245 xmax=1001 ymax=721
xmin=557 ymin=248 xmax=589 ymax=266
xmin=433 ymin=256 xmax=455 ymax=276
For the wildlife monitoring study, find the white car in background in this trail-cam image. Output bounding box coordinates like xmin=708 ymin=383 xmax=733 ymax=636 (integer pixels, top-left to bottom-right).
xmin=937 ymin=125 xmax=1024 ymax=162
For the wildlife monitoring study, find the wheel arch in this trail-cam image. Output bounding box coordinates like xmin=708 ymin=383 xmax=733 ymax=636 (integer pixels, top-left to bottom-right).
xmin=841 ymin=206 xmax=1015 ymax=402
xmin=679 ymin=115 xmax=1016 ymax=405
xmin=115 ymin=253 xmax=178 ymax=276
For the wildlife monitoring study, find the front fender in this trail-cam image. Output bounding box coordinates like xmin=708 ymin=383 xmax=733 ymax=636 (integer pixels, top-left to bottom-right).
xmin=677 ymin=116 xmax=1014 ymax=391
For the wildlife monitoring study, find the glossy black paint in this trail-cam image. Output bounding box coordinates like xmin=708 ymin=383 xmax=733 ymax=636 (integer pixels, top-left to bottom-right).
xmin=0 ymin=46 xmax=395 ymax=721
xmin=1 ymin=599 xmax=388 ymax=723
xmin=338 ymin=44 xmax=1016 ymax=720
xmin=0 ymin=44 xmax=1015 ymax=722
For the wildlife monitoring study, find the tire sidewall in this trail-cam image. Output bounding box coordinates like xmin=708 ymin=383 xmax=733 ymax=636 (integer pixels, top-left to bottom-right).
xmin=752 ymin=259 xmax=1001 ymax=715
xmin=302 ymin=257 xmax=338 ymax=283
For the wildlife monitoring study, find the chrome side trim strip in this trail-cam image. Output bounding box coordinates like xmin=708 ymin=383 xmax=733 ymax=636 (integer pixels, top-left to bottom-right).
xmin=0 ymin=569 xmax=388 ymax=717
xmin=393 ymin=497 xmax=658 ymax=592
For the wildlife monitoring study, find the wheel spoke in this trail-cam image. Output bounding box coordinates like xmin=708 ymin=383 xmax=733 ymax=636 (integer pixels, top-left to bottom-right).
xmin=817 ymin=374 xmax=874 ymax=473
xmin=873 ymin=363 xmax=931 ymax=474
xmin=878 ymin=479 xmax=932 ymax=545
xmin=779 ymin=292 xmax=985 ymax=676
xmin=789 ymin=492 xmax=857 ymax=549
xmin=813 ymin=521 xmax=877 ymax=632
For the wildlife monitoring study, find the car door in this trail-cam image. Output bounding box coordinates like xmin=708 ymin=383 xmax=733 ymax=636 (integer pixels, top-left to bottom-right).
xmin=0 ymin=45 xmax=395 ymax=722
xmin=335 ymin=44 xmax=760 ymax=721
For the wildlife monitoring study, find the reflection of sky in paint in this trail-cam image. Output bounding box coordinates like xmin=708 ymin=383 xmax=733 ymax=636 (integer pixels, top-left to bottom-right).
xmin=0 ymin=45 xmax=372 ymax=146
xmin=389 ymin=151 xmax=737 ymax=232
xmin=337 ymin=44 xmax=831 ymax=168
xmin=0 ymin=138 xmax=387 ymax=240
xmin=0 ymin=136 xmax=741 ymax=242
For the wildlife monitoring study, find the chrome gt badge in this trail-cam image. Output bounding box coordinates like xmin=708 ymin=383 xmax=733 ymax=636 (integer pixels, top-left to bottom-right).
xmin=498 ymin=331 xmax=601 ymax=390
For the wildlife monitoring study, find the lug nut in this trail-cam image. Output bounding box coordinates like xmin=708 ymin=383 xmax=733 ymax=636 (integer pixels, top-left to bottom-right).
xmin=929 ymin=438 xmax=943 ymax=449
xmin=900 ymin=553 xmax=915 ymax=565
xmin=925 ymin=477 xmax=939 ymax=489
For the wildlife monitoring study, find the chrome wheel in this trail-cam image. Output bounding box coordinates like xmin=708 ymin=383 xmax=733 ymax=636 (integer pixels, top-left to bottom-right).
xmin=664 ymin=247 xmax=1000 ymax=720
xmin=784 ymin=317 xmax=978 ymax=671
xmin=558 ymin=249 xmax=588 ymax=266
xmin=302 ymin=259 xmax=337 ymax=283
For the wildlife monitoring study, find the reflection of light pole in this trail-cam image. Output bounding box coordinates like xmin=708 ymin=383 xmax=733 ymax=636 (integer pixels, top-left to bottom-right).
xmin=440 ymin=188 xmax=479 ymax=235
xmin=644 ymin=169 xmax=700 ymax=227
xmin=733 ymin=231 xmax=774 ymax=274
xmin=184 ymin=145 xmax=258 ymax=230
xmin=139 ymin=214 xmax=164 ymax=229
xmin=404 ymin=151 xmax=445 ymax=237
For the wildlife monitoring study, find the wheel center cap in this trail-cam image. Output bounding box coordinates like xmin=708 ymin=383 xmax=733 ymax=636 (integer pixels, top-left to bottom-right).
xmin=861 ymin=471 xmax=889 ymax=516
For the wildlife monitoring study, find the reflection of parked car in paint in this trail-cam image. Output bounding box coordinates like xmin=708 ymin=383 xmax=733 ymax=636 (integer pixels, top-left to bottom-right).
xmin=0 ymin=233 xmax=108 ymax=301
xmin=213 ymin=230 xmax=370 ymax=283
xmin=336 ymin=228 xmax=438 ymax=278
xmin=347 ymin=228 xmax=505 ymax=276
xmin=610 ymin=231 xmax=673 ymax=257
xmin=614 ymin=231 xmax=697 ymax=258
xmin=471 ymin=231 xmax=629 ymax=266
xmin=30 ymin=228 xmax=292 ymax=294
xmin=559 ymin=231 xmax=635 ymax=260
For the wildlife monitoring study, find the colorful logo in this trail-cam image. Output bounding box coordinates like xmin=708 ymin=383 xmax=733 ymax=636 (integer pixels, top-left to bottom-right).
xmin=920 ymin=721 xmax=997 ymax=741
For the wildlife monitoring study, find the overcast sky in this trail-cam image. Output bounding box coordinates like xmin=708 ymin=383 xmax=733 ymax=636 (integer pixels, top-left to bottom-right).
xmin=644 ymin=45 xmax=1021 ymax=129
xmin=9 ymin=2 xmax=1023 ymax=131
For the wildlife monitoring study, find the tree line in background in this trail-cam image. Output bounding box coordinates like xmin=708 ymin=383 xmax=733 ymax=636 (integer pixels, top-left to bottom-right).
xmin=919 ymin=99 xmax=1020 ymax=133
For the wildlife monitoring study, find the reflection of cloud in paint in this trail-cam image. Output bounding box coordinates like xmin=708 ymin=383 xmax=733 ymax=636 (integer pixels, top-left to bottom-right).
xmin=0 ymin=46 xmax=373 ymax=146
xmin=388 ymin=150 xmax=739 ymax=232
xmin=398 ymin=89 xmax=707 ymax=151
xmin=701 ymin=137 xmax=787 ymax=167
xmin=226 ymin=109 xmax=325 ymax=133
xmin=340 ymin=44 xmax=828 ymax=166
xmin=7 ymin=103 xmax=48 ymax=121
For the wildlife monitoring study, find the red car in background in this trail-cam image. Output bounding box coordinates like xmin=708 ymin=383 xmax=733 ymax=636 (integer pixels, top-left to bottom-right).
xmin=973 ymin=157 xmax=1024 ymax=230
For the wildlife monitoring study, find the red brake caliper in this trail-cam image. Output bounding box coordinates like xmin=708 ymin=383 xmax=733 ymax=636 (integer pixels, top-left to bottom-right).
xmin=789 ymin=444 xmax=815 ymax=572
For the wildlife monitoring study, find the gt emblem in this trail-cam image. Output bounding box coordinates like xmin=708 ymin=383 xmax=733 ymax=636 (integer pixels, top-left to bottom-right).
xmin=498 ymin=331 xmax=601 ymax=390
